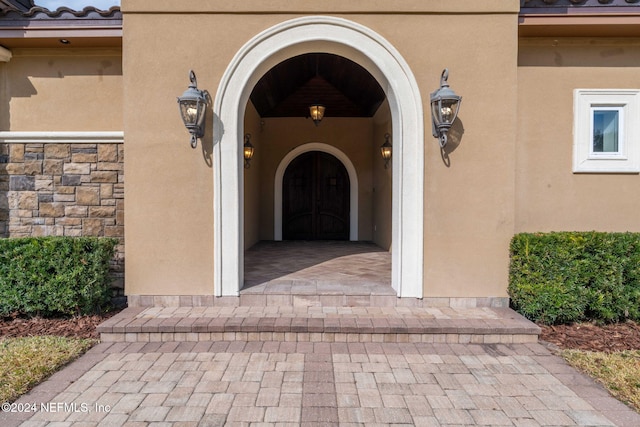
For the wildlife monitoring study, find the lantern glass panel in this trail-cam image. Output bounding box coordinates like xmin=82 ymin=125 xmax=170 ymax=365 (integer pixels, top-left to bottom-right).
xmin=195 ymin=101 xmax=206 ymax=127
xmin=244 ymin=144 xmax=254 ymax=160
xmin=310 ymin=105 xmax=325 ymax=121
xmin=431 ymin=101 xmax=443 ymax=126
xmin=180 ymin=101 xmax=200 ymax=126
xmin=440 ymin=100 xmax=458 ymax=124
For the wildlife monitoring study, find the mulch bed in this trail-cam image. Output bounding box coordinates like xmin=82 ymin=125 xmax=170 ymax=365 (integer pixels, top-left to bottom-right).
xmin=0 ymin=311 xmax=120 ymax=340
xmin=2 ymin=311 xmax=640 ymax=352
xmin=540 ymin=321 xmax=640 ymax=353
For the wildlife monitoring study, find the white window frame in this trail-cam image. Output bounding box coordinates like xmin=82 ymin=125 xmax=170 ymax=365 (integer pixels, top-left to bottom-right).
xmin=574 ymin=89 xmax=640 ymax=173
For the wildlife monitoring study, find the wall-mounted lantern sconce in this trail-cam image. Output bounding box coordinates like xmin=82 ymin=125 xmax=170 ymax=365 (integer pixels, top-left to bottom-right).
xmin=380 ymin=133 xmax=392 ymax=169
xmin=430 ymin=68 xmax=462 ymax=148
xmin=177 ymin=70 xmax=208 ymax=148
xmin=309 ymin=104 xmax=325 ymax=126
xmin=243 ymin=134 xmax=255 ymax=168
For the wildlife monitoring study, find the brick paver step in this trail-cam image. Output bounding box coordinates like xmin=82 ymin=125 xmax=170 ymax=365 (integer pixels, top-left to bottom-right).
xmin=98 ymin=306 xmax=541 ymax=344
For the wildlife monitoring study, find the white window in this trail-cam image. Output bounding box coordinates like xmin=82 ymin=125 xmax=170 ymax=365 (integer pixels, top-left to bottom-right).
xmin=574 ymin=89 xmax=640 ymax=173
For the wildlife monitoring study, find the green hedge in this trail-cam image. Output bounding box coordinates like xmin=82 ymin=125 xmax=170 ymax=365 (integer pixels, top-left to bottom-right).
xmin=0 ymin=237 xmax=118 ymax=318
xmin=509 ymin=232 xmax=640 ymax=325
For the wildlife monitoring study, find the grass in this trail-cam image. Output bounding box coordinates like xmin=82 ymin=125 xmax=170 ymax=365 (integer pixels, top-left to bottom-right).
xmin=0 ymin=336 xmax=94 ymax=404
xmin=562 ymin=349 xmax=640 ymax=412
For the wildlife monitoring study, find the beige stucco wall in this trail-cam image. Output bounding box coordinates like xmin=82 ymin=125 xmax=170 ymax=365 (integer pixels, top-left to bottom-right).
xmin=244 ymin=103 xmax=262 ymax=249
xmin=517 ymin=38 xmax=640 ymax=233
xmin=372 ymin=101 xmax=392 ymax=250
xmin=1 ymin=48 xmax=122 ymax=131
xmin=121 ymin=0 xmax=520 ymax=298
xmin=420 ymin=18 xmax=518 ymax=299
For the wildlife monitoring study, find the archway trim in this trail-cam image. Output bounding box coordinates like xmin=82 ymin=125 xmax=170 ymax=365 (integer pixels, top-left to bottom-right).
xmin=213 ymin=16 xmax=424 ymax=298
xmin=274 ymin=143 xmax=358 ymax=241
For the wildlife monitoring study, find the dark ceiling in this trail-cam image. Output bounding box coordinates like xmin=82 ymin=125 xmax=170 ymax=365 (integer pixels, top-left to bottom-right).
xmin=250 ymin=53 xmax=386 ymax=119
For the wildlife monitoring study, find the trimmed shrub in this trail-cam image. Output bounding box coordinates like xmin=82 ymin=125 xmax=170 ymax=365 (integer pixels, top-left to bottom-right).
xmin=0 ymin=237 xmax=118 ymax=318
xmin=509 ymin=232 xmax=640 ymax=325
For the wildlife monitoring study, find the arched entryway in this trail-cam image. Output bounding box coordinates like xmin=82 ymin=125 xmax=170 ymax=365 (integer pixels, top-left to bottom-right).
xmin=213 ymin=16 xmax=424 ymax=298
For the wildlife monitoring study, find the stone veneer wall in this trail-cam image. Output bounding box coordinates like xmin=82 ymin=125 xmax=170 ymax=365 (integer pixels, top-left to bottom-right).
xmin=0 ymin=136 xmax=125 ymax=294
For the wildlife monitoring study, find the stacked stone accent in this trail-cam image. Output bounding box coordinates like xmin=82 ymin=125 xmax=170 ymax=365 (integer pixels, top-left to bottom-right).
xmin=0 ymin=141 xmax=125 ymax=293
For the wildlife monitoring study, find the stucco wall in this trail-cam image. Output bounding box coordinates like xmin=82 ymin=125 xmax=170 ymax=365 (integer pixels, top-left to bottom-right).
xmin=517 ymin=38 xmax=640 ymax=233
xmin=121 ymin=0 xmax=520 ymax=299
xmin=419 ymin=17 xmax=518 ymax=299
xmin=244 ymin=103 xmax=262 ymax=249
xmin=372 ymin=101 xmax=392 ymax=251
xmin=1 ymin=48 xmax=122 ymax=131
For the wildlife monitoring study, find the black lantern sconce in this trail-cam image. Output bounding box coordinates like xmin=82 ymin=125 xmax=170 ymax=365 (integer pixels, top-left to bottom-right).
xmin=380 ymin=133 xmax=392 ymax=169
xmin=177 ymin=70 xmax=209 ymax=148
xmin=430 ymin=69 xmax=462 ymax=148
xmin=243 ymin=134 xmax=254 ymax=168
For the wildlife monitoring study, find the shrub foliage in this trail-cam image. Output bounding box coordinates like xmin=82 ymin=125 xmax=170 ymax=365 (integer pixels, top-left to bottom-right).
xmin=0 ymin=237 xmax=117 ymax=317
xmin=509 ymin=232 xmax=640 ymax=325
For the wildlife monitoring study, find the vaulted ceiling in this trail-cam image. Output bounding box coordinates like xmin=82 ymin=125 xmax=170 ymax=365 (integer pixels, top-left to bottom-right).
xmin=250 ymin=53 xmax=386 ymax=119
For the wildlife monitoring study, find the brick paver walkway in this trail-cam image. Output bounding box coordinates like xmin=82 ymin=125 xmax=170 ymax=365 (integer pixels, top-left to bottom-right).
xmin=3 ymin=340 xmax=639 ymax=426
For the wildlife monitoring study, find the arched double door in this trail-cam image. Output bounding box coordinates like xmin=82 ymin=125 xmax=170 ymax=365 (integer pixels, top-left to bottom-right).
xmin=283 ymin=151 xmax=350 ymax=240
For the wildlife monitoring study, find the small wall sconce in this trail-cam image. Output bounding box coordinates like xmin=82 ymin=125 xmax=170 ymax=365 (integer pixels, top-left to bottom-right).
xmin=244 ymin=134 xmax=255 ymax=168
xmin=309 ymin=104 xmax=325 ymax=126
xmin=430 ymin=68 xmax=462 ymax=148
xmin=177 ymin=70 xmax=208 ymax=148
xmin=380 ymin=133 xmax=392 ymax=169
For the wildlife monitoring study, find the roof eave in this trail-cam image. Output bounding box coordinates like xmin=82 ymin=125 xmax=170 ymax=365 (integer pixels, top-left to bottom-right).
xmin=0 ymin=19 xmax=122 ymax=48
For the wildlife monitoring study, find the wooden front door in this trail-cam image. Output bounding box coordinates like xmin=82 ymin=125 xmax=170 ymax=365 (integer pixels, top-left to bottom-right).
xmin=283 ymin=151 xmax=350 ymax=240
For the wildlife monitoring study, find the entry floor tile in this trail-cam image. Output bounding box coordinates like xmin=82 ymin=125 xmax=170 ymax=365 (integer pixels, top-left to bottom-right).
xmin=243 ymin=241 xmax=393 ymax=295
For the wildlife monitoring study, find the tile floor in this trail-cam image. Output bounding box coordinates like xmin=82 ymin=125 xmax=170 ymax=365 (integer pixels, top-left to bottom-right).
xmin=243 ymin=241 xmax=393 ymax=294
